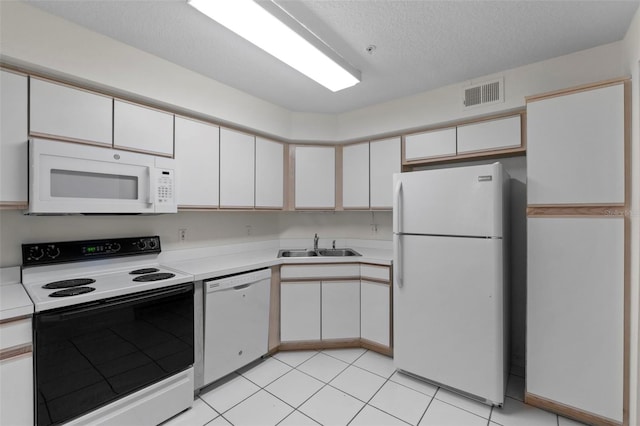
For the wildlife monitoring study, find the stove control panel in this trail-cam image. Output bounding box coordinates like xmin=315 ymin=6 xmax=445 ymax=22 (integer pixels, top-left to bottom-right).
xmin=22 ymin=236 xmax=162 ymax=267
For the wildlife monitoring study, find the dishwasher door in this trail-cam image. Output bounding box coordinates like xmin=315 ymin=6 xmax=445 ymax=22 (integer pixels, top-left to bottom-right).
xmin=203 ymin=268 xmax=271 ymax=385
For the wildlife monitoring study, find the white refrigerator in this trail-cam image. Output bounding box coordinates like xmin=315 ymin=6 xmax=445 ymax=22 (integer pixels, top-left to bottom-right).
xmin=392 ymin=162 xmax=509 ymax=406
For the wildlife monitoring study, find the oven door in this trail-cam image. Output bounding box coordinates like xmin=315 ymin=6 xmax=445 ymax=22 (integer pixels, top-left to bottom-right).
xmin=33 ymin=283 xmax=194 ymax=426
xmin=28 ymin=138 xmax=170 ymax=214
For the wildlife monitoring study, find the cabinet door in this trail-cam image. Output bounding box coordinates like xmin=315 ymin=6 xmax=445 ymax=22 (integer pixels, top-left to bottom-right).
xmin=114 ymin=100 xmax=174 ymax=156
xmin=527 ymin=217 xmax=623 ymax=422
xmin=255 ymin=137 xmax=284 ymax=209
xmin=219 ymin=128 xmax=255 ymax=208
xmin=457 ymin=115 xmax=521 ymax=154
xmin=0 ymin=354 xmax=33 ymax=426
xmin=361 ymin=281 xmax=390 ymax=347
xmin=295 ymin=146 xmax=335 ymax=209
xmin=527 ymin=84 xmax=624 ymax=205
xmin=0 ymin=70 xmax=28 ymax=205
xmin=174 ymin=117 xmax=219 ymax=207
xmin=321 ymin=281 xmax=360 ymax=340
xmin=30 ymin=77 xmax=112 ymax=146
xmin=404 ymin=127 xmax=456 ymax=161
xmin=370 ymin=137 xmax=400 ymax=209
xmin=342 ymin=143 xmax=370 ymax=209
xmin=280 ymin=281 xmax=321 ymax=341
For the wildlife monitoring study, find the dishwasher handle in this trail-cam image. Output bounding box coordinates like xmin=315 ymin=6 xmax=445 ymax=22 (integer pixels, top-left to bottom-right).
xmin=205 ymin=268 xmax=271 ymax=293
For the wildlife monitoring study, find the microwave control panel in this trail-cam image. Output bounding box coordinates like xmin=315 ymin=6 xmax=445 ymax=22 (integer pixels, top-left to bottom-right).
xmin=156 ymin=169 xmax=175 ymax=208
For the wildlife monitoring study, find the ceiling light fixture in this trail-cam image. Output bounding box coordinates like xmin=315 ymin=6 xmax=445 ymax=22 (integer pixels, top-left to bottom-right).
xmin=188 ymin=0 xmax=361 ymax=92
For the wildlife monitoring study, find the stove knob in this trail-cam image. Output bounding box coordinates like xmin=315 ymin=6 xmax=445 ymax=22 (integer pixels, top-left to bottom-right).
xmin=147 ymin=239 xmax=158 ymax=249
xmin=28 ymin=246 xmax=44 ymax=261
xmin=46 ymin=245 xmax=60 ymax=259
xmin=112 ymin=243 xmax=121 ymax=252
xmin=136 ymin=240 xmax=147 ymax=250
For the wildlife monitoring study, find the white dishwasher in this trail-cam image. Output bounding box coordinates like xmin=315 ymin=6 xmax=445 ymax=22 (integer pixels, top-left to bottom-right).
xmin=203 ymin=268 xmax=271 ymax=385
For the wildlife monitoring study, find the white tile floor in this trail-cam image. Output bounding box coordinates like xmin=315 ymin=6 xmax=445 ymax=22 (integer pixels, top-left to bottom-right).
xmin=163 ymin=349 xmax=587 ymax=426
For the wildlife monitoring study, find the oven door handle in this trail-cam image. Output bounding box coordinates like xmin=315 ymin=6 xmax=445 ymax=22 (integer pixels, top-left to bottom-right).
xmin=37 ymin=283 xmax=193 ymax=323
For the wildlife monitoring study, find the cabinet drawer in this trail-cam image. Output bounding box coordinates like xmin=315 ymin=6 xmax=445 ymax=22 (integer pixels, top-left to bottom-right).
xmin=405 ymin=127 xmax=456 ymax=161
xmin=360 ymin=265 xmax=390 ymax=282
xmin=280 ymin=264 xmax=360 ymax=280
xmin=0 ymin=318 xmax=31 ymax=350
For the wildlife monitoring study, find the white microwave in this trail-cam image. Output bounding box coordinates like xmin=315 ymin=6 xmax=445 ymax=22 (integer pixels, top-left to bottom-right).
xmin=27 ymin=139 xmax=177 ymax=214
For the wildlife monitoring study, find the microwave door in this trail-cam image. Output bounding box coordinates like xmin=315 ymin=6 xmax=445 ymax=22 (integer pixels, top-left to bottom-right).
xmin=29 ymin=142 xmax=156 ymax=214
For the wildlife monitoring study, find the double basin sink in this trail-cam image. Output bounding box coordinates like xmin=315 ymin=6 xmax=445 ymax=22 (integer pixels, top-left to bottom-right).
xmin=278 ymin=248 xmax=361 ymax=258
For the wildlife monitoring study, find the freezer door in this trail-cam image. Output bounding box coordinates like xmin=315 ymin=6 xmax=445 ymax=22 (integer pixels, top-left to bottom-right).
xmin=393 ymin=163 xmax=505 ymax=238
xmin=393 ymin=234 xmax=506 ymax=405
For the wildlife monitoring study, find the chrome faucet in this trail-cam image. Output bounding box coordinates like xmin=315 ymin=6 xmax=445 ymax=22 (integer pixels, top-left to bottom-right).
xmin=313 ymin=233 xmax=319 ymax=251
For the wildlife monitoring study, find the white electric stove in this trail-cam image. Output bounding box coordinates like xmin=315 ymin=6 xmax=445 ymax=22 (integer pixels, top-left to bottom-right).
xmin=22 ymin=236 xmax=195 ymax=426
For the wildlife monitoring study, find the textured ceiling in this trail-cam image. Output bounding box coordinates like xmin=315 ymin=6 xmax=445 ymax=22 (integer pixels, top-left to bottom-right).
xmin=24 ymin=0 xmax=640 ymax=114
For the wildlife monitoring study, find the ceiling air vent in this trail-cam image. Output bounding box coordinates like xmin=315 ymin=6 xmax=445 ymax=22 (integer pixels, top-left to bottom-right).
xmin=462 ymin=77 xmax=504 ymax=109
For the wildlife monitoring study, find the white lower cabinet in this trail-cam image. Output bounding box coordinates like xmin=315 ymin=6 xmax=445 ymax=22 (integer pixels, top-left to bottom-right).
xmin=0 ymin=316 xmax=33 ymax=426
xmin=360 ymin=280 xmax=390 ymax=347
xmin=0 ymin=353 xmax=33 ymax=425
xmin=321 ymin=281 xmax=360 ymax=339
xmin=527 ymin=217 xmax=623 ymax=423
xmin=280 ymin=264 xmax=392 ymax=350
xmin=280 ymin=281 xmax=321 ymax=341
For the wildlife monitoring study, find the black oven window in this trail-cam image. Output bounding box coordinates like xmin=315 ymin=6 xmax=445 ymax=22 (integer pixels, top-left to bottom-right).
xmin=34 ymin=284 xmax=194 ymax=426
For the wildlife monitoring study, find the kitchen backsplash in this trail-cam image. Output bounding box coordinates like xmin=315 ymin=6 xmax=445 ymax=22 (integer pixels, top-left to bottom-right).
xmin=0 ymin=210 xmax=392 ymax=267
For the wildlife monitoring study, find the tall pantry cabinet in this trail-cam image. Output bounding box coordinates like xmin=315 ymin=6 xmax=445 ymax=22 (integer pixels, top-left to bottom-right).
xmin=525 ymin=79 xmax=629 ymax=426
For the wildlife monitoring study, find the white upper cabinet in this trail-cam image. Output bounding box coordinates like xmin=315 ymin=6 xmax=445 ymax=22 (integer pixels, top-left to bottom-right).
xmin=370 ymin=137 xmax=401 ymax=209
xmin=0 ymin=70 xmax=28 ymax=205
xmin=174 ymin=117 xmax=219 ymax=208
xmin=255 ymin=137 xmax=284 ymax=209
xmin=404 ymin=127 xmax=456 ymax=161
xmin=220 ymin=128 xmax=255 ymax=208
xmin=457 ymin=115 xmax=521 ymax=154
xmin=295 ymin=146 xmax=335 ymax=209
xmin=114 ymin=100 xmax=174 ymax=156
xmin=527 ymin=84 xmax=625 ymax=205
xmin=342 ymin=142 xmax=370 ymax=209
xmin=30 ymin=77 xmax=112 ymax=146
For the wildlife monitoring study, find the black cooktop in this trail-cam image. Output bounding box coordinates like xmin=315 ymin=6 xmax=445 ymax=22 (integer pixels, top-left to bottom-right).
xmin=43 ymin=278 xmax=96 ymax=289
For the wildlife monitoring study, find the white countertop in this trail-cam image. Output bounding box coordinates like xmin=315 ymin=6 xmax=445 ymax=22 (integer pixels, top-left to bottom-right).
xmin=164 ymin=246 xmax=393 ymax=282
xmin=0 ymin=266 xmax=34 ymax=321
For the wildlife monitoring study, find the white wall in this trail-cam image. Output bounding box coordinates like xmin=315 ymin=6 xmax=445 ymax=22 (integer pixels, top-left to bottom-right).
xmin=622 ymin=6 xmax=640 ymax=426
xmin=335 ymin=42 xmax=625 ymax=141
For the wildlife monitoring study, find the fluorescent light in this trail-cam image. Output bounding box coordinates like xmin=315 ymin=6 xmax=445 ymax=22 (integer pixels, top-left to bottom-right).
xmin=188 ymin=0 xmax=360 ymax=92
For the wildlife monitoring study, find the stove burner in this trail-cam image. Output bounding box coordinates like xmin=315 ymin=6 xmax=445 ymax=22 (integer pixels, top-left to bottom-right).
xmin=43 ymin=278 xmax=96 ymax=289
xmin=49 ymin=287 xmax=96 ymax=297
xmin=129 ymin=268 xmax=160 ymax=275
xmin=133 ymin=272 xmax=175 ymax=282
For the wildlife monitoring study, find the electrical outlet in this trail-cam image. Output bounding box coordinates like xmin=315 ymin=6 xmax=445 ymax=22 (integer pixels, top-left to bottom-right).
xmin=179 ymin=228 xmax=187 ymax=242
xmin=371 ymin=223 xmax=378 ymax=234
xmin=246 ymin=225 xmax=252 ymax=236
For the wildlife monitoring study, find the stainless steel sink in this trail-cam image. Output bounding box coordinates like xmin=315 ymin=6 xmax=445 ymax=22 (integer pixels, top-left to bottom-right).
xmin=317 ymin=248 xmax=361 ymax=257
xmin=277 ymin=248 xmax=361 ymax=258
xmin=277 ymin=249 xmax=318 ymax=257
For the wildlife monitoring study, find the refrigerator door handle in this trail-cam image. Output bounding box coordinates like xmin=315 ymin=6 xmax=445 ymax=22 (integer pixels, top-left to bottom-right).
xmin=393 ymin=180 xmax=402 ymax=234
xmin=394 ymin=233 xmax=403 ymax=287
xmin=393 ymin=179 xmax=403 ymax=287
